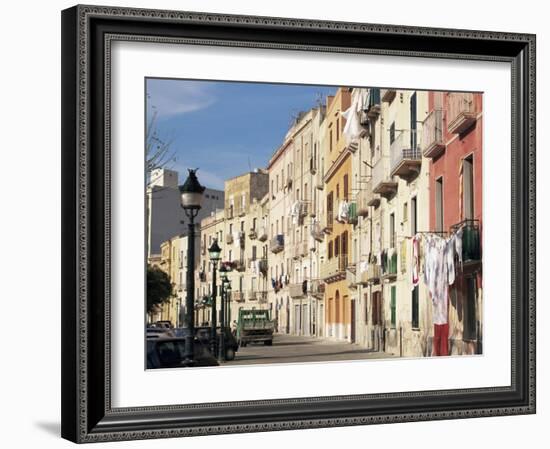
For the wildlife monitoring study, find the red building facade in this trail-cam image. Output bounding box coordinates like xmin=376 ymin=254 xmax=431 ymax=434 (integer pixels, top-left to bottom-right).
xmin=423 ymin=91 xmax=483 ymax=355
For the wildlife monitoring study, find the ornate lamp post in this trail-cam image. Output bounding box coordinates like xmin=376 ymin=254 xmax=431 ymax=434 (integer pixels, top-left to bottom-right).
xmin=208 ymin=239 xmax=222 ymax=357
xmin=179 ymin=169 xmax=205 ymax=366
xmin=224 ymin=283 xmax=232 ymax=344
xmin=218 ymin=266 xmax=230 ymax=361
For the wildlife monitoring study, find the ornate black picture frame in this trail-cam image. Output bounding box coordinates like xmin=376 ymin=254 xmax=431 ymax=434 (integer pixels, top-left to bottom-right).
xmin=61 ymin=4 xmax=536 ymax=443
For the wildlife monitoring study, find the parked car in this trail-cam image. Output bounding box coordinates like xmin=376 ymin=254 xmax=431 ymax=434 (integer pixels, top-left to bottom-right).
xmin=195 ymin=326 xmax=239 ymax=361
xmin=146 ymin=327 xmax=175 ymax=339
xmin=152 ymin=320 xmax=173 ymax=329
xmin=146 ymin=337 xmax=219 ymax=368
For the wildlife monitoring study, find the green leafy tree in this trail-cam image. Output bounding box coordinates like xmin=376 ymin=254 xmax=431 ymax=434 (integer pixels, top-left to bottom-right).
xmin=147 ymin=264 xmax=173 ymax=313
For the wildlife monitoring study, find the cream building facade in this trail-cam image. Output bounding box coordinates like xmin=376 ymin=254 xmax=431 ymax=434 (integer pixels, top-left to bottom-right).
xmin=222 ymin=171 xmax=270 ymax=325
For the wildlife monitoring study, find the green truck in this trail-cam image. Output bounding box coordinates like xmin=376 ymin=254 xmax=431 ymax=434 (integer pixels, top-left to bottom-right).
xmin=235 ymin=309 xmax=275 ymax=347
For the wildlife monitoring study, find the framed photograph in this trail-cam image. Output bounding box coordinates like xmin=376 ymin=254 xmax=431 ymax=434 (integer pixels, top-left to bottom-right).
xmin=61 ymin=4 xmax=536 ymax=443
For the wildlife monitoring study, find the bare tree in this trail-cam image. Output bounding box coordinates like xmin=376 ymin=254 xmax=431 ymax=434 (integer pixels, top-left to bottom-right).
xmin=146 ymin=101 xmax=177 ymax=185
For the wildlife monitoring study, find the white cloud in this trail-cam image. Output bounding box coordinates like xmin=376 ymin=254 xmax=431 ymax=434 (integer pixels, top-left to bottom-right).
xmin=147 ymin=79 xmax=216 ymax=119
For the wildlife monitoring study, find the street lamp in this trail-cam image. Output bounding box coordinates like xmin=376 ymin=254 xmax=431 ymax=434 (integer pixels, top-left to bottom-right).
xmin=208 ymin=239 xmax=222 ymax=357
xmin=224 ymin=282 xmax=232 ymax=330
xmin=222 ymin=281 xmax=232 ymax=361
xmin=179 ymin=168 xmax=205 ymax=366
xmin=218 ymin=265 xmax=230 ymax=361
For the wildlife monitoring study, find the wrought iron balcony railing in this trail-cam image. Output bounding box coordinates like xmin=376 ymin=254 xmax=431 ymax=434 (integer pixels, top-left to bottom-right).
xmin=390 ymin=130 xmax=422 ymax=179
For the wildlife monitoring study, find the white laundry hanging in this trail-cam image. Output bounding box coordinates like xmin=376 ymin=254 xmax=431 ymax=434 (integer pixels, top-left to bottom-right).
xmin=337 ymin=200 xmax=349 ymax=222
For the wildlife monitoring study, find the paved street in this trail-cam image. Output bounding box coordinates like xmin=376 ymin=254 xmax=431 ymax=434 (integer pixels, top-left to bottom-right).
xmin=225 ymin=333 xmax=395 ymax=366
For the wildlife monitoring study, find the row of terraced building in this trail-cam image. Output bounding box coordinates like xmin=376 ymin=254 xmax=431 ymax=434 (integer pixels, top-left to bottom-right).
xmin=150 ymin=86 xmax=483 ymax=357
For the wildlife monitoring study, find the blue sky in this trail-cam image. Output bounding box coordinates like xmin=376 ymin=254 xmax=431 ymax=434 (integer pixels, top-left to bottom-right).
xmin=146 ymin=78 xmax=336 ymax=190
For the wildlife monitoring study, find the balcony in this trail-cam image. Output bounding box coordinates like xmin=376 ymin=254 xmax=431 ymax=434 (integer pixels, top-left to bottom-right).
xmin=372 ymin=159 xmax=397 ymax=199
xmin=258 ymin=291 xmax=268 ymax=303
xmin=451 ymin=219 xmax=481 ymax=265
xmin=231 ymin=291 xmax=245 ymax=302
xmin=323 ymin=210 xmax=334 ymax=233
xmin=390 ymin=130 xmax=422 ymax=179
xmin=381 ymin=88 xmax=396 ymax=103
xmin=447 ymin=93 xmax=477 ymax=134
xmin=293 ymin=241 xmax=309 ymax=259
xmin=270 ymin=234 xmax=284 ymax=254
xmin=258 ymin=227 xmax=268 ymax=242
xmin=258 ymin=258 xmax=268 ymax=275
xmin=226 ymin=234 xmax=234 ymax=245
xmin=358 ymin=263 xmax=381 ymax=285
xmin=225 ymin=208 xmax=234 ymax=219
xmin=234 ymin=259 xmax=246 ymax=272
xmin=356 ymin=190 xmax=370 ymax=217
xmin=289 ymin=282 xmax=307 ymax=298
xmin=347 ymin=268 xmax=357 ymax=289
xmin=311 ymin=222 xmax=325 ymax=242
xmin=236 ymin=207 xmax=246 ymax=218
xmin=382 ymin=250 xmax=398 ymax=281
xmin=248 ymin=228 xmax=257 ymax=240
xmin=320 ymin=254 xmax=348 ymax=283
xmin=364 ymin=179 xmax=381 ymax=208
xmin=422 ymin=109 xmax=446 ymax=159
xmin=247 ymin=291 xmax=258 ymax=301
xmin=308 ymin=279 xmax=325 ymax=298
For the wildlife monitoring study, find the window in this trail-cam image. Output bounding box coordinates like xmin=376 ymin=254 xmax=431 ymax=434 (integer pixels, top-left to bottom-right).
xmin=390 ymin=286 xmax=396 ymax=328
xmin=390 ymin=213 xmax=395 ymax=248
xmin=463 ymin=155 xmax=474 ymax=220
xmin=327 ymin=192 xmax=334 ymax=221
xmin=436 ymin=177 xmax=444 ymax=232
xmin=240 ymin=221 xmax=244 ymax=231
xmin=403 ymin=202 xmax=408 ymax=222
xmin=228 ymin=250 xmax=232 ymax=262
xmin=390 ymin=122 xmax=395 ymax=144
xmin=343 ymin=174 xmax=349 ymax=200
xmin=229 ymin=223 xmax=233 ymax=235
xmin=463 ymin=276 xmax=478 ymax=340
xmin=329 ymin=130 xmax=333 ymax=152
xmin=412 ymin=285 xmax=419 ymax=329
xmin=372 ymin=291 xmax=382 ymax=326
xmin=364 ymin=293 xmax=369 ymax=324
xmin=252 ymin=246 xmax=257 ymax=261
xmin=336 ymin=118 xmax=340 ymax=141
xmin=271 ymin=180 xmax=274 ymax=196
xmin=328 ymin=241 xmax=333 ymax=259
xmin=335 ymin=236 xmax=340 ymax=257
xmin=252 ymin=218 xmax=257 ymax=230
xmin=411 ymin=197 xmax=417 ymax=235
xmin=341 ymin=231 xmax=348 ymax=257
xmin=304 ymin=183 xmax=308 ymax=200
xmin=276 ymin=174 xmax=279 ymax=192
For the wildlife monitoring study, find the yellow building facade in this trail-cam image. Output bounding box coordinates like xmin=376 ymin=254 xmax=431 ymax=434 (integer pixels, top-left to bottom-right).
xmin=319 ymin=88 xmax=354 ymax=341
